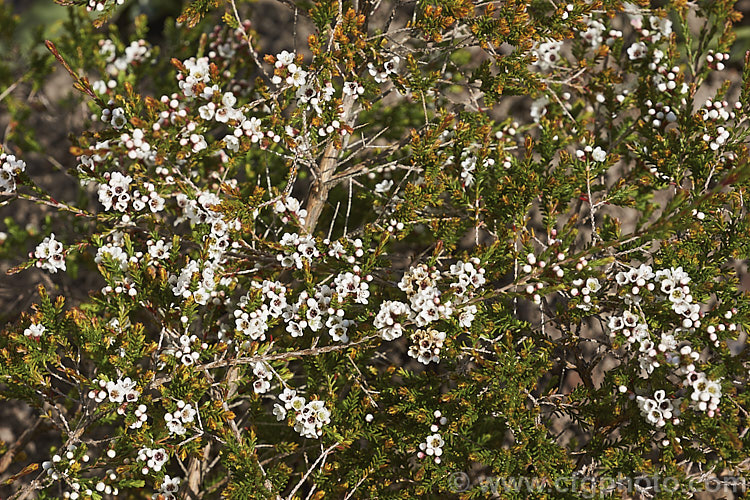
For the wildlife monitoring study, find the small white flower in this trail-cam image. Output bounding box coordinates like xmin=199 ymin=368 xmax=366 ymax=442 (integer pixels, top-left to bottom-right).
xmin=273 ymin=404 xmax=287 ymax=421
xmin=342 ymin=81 xmax=364 ymax=98
xmin=34 ymin=233 xmax=66 ymax=273
xmin=286 ymin=64 xmax=308 ymax=87
xmin=275 ymin=50 xmax=295 ymax=67
xmin=591 ymin=146 xmax=607 ymax=162
xmin=627 ymin=42 xmax=647 ymax=60
xmin=24 ymin=323 xmax=46 ymax=338
xmin=374 ymin=179 xmax=393 ymax=193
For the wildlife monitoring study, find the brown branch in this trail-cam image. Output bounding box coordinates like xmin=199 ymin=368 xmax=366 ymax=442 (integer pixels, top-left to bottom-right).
xmin=182 ymin=442 xmax=211 ymax=500
xmin=303 ymin=96 xmax=358 ymax=233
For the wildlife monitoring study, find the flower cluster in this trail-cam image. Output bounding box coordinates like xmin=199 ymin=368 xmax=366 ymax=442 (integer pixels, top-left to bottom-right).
xmin=233 ymin=281 xmax=288 ymax=343
xmin=274 ymin=389 xmax=331 ymax=438
xmin=281 ymin=285 xmax=356 ymax=342
xmin=34 ymin=233 xmax=66 ymax=273
xmin=577 ymin=16 xmax=607 ymax=48
xmin=448 ymin=152 xmax=495 ymax=188
xmin=685 ymin=372 xmax=723 ymax=415
xmin=416 ymin=410 xmax=448 ymax=463
xmin=270 ymin=50 xmax=307 ymax=87
xmin=368 ymin=55 xmax=400 ymax=83
xmin=277 ymin=233 xmax=319 ymax=269
xmin=164 ymin=334 xmax=207 ymax=366
xmin=636 ymin=390 xmax=679 ymax=428
xmin=626 ymin=4 xmax=673 ymax=43
xmin=137 ymin=447 xmax=169 ymax=474
xmin=334 ymin=269 xmax=371 ymax=304
xmin=575 ymin=146 xmax=607 ymax=162
xmin=98 ymin=39 xmax=151 ymax=78
xmin=178 ymin=56 xmax=211 ymax=97
xmin=86 ymin=0 xmax=124 ymax=12
xmin=448 ymin=258 xmax=486 ymax=327
xmin=98 ymin=172 xmax=164 ymax=216
xmin=297 ymin=80 xmax=335 ymax=115
xmin=42 ymin=444 xmax=113 ymax=498
xmin=408 ymin=328 xmax=446 ymax=365
xmin=273 ymin=196 xmax=307 ymax=225
xmin=130 ymin=404 xmax=149 ymax=429
xmin=251 ymin=361 xmax=273 ymax=394
xmin=418 ymin=433 xmax=444 ymax=463
xmin=373 ymin=300 xmax=410 ymax=340
xmin=654 ymin=267 xmax=699 ymax=327
xmin=570 ymin=276 xmax=601 ymax=310
xmin=154 ymin=475 xmax=181 ymax=499
xmin=0 ymin=152 xmax=26 ymax=192
xmin=705 ymin=50 xmax=730 ymax=71
xmin=23 ymin=322 xmax=46 ymax=339
xmin=606 ymin=263 xmax=731 ymax=427
xmin=373 ymin=260 xmax=486 ymax=361
xmin=87 ymin=377 xmax=140 ymax=406
xmin=398 ymin=264 xmax=451 ymax=327
xmin=164 ymin=400 xmax=197 ymax=436
xmin=168 ymin=258 xmax=223 ymax=306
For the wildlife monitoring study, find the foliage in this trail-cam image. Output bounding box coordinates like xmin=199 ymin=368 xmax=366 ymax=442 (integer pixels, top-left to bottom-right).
xmin=1 ymin=0 xmax=750 ymax=498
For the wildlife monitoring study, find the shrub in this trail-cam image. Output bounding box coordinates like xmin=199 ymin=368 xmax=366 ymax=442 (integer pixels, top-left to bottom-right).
xmin=1 ymin=0 xmax=750 ymax=498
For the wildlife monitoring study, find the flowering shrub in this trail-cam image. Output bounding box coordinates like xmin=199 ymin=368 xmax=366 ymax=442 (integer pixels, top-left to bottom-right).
xmin=1 ymin=0 xmax=750 ymax=498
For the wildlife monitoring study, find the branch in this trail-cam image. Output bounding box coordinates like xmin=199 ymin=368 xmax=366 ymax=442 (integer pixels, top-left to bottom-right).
xmin=303 ymin=95 xmax=358 ymax=233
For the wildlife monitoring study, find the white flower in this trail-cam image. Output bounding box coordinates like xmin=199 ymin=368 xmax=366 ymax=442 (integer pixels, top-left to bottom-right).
xmin=254 ymin=378 xmax=271 ymax=393
xmin=458 ymin=304 xmax=477 ymax=328
xmin=0 ymin=153 xmax=26 ymax=192
xmin=222 ymin=92 xmax=237 ymax=108
xmin=199 ymin=103 xmax=215 ymax=120
xmin=279 ymin=388 xmax=297 ymax=406
xmin=158 ymin=475 xmax=181 ymax=498
xmin=608 ymin=315 xmax=624 ymax=331
xmin=423 ymin=433 xmax=444 ymax=456
xmin=273 ymin=404 xmax=287 ymax=421
xmin=375 ymin=179 xmax=393 ymax=193
xmin=374 ymin=301 xmax=409 ymax=340
xmin=179 ymin=403 xmax=196 ymax=423
xmin=342 ymin=81 xmax=364 ymax=98
xmin=334 ymin=272 xmax=370 ymax=304
xmin=290 ymin=396 xmax=306 ymax=412
xmin=110 ymin=107 xmax=127 ymax=129
xmin=591 ymin=147 xmax=606 ymax=162
xmin=584 ymin=278 xmax=601 ymax=294
xmin=34 ymin=233 xmax=66 ymax=273
xmin=407 ymin=328 xmax=446 ymax=365
xmin=533 ymin=41 xmax=563 ymax=70
xmin=286 ymin=64 xmax=308 ymax=87
xmin=627 ymin=42 xmax=647 ymax=60
xmin=24 ymin=323 xmax=46 ymax=338
xmin=165 ymin=414 xmax=186 ymax=435
xmin=106 ymin=380 xmax=125 ymax=404
xmin=275 ymin=50 xmax=295 ymax=67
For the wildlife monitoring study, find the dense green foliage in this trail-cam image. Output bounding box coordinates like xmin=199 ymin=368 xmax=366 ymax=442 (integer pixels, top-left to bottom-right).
xmin=1 ymin=0 xmax=750 ymax=498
